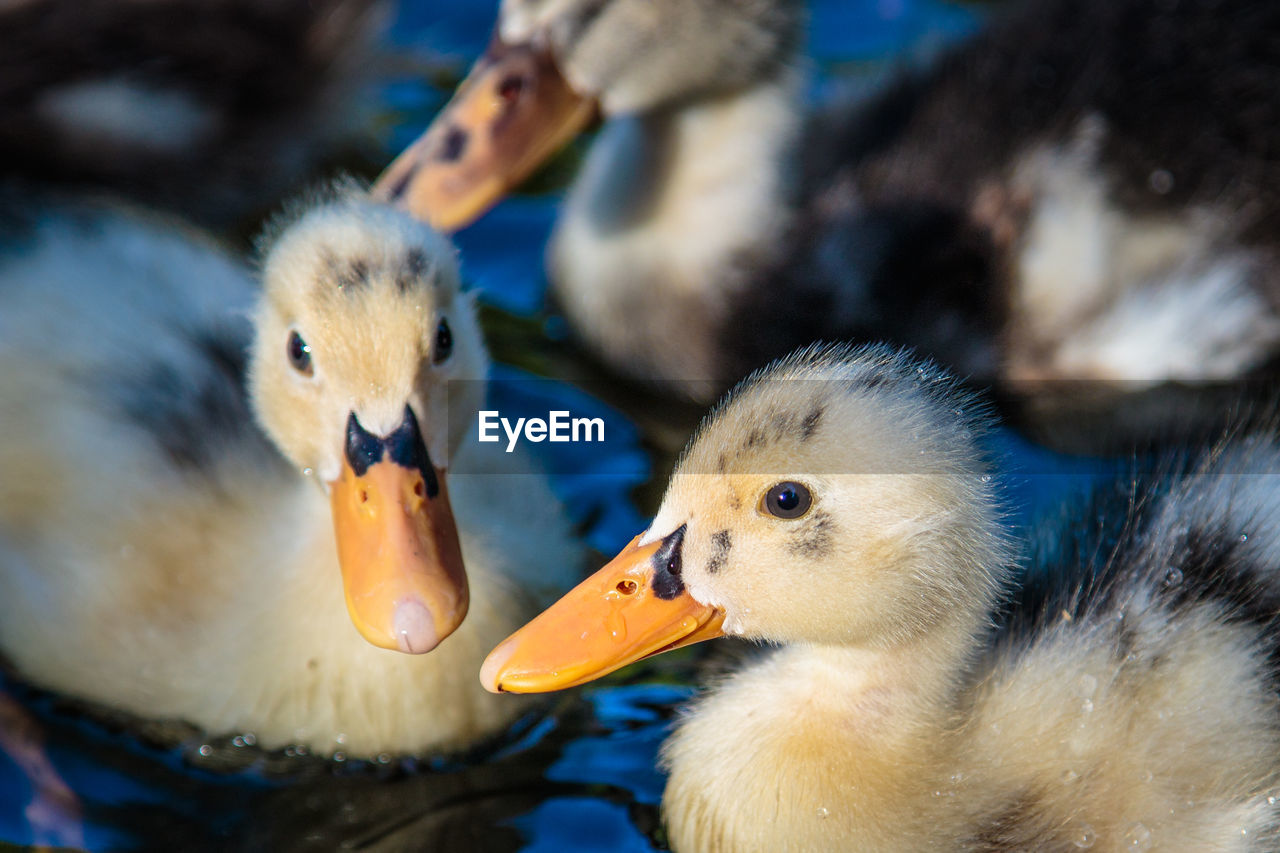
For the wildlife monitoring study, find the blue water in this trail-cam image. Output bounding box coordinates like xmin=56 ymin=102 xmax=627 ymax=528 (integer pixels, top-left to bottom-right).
xmin=0 ymin=2 xmax=1114 ymax=850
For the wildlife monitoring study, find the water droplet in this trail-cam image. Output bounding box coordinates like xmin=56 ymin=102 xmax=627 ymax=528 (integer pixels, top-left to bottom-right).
xmin=1240 ymin=532 xmax=1250 ymax=543
xmin=333 ymin=751 xmax=346 ymax=762
xmin=1062 ymin=769 xmax=1080 ymax=784
xmin=284 ymin=746 xmax=297 ymax=757
xmin=1072 ymin=823 xmax=1096 ymax=848
xmin=302 ymin=467 xmax=314 ymax=477
xmin=981 ymin=474 xmax=993 ymax=484
xmin=242 ymin=732 xmax=257 ymax=746
xmin=1148 ymin=169 xmax=1174 ymax=195
xmin=816 ymin=807 xmax=829 ymax=819
xmin=1124 ymin=822 xmax=1152 ymax=851
xmin=335 ymin=733 xmax=347 ymax=745
xmin=950 ymin=772 xmax=965 ymax=784
xmin=198 ymin=744 xmax=213 ymax=757
xmin=232 ymin=736 xmax=247 ymax=748
xmin=377 ymin=753 xmax=391 ymax=765
xmin=1081 ymin=698 xmax=1094 ymax=713
xmin=295 ymin=744 xmax=309 ymax=757
xmin=1268 ymin=796 xmax=1276 ymax=805
xmin=1077 ymin=674 xmax=1098 ymax=698
xmin=1163 ymin=567 xmax=1183 ymax=587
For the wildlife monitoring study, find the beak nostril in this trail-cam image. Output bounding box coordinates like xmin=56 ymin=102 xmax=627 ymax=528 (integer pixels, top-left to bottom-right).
xmin=359 ymin=490 xmax=369 ymax=504
xmin=497 ymin=74 xmax=525 ymax=103
xmin=616 ymin=579 xmax=638 ymax=596
xmin=413 ymin=480 xmax=425 ymax=498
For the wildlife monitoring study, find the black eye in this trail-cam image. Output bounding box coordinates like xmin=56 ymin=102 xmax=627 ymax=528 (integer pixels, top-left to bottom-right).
xmin=762 ymin=481 xmax=811 ymax=519
xmin=433 ymin=318 xmax=453 ymax=364
xmin=287 ymin=330 xmax=313 ymax=376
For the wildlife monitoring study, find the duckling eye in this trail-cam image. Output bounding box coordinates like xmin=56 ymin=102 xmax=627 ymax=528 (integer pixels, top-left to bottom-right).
xmin=287 ymin=330 xmax=313 ymax=376
xmin=433 ymin=317 xmax=453 ymax=364
xmin=762 ymin=482 xmax=812 ymax=519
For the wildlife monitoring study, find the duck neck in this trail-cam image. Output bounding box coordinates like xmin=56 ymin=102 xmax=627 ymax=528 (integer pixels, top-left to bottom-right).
xmin=549 ymin=68 xmax=805 ymax=387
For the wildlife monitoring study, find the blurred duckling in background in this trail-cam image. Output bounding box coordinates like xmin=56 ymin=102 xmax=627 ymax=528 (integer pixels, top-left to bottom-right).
xmin=0 ymin=0 xmax=387 ymax=226
xmin=0 ymin=190 xmax=581 ymax=756
xmin=483 ymin=344 xmax=1280 ymax=851
xmin=377 ymin=0 xmax=1280 ymax=402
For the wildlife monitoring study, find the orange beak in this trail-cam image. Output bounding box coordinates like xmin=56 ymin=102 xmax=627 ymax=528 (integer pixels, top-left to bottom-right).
xmin=481 ymin=534 xmax=725 ymax=693
xmin=329 ymin=425 xmax=467 ymax=654
xmin=372 ymin=36 xmax=598 ymax=232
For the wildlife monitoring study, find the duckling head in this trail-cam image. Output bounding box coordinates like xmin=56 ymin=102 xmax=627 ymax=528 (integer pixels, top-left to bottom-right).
xmin=373 ymin=0 xmax=804 ymax=229
xmin=249 ymin=193 xmax=487 ymax=655
xmin=482 ymin=344 xmax=1008 ymax=692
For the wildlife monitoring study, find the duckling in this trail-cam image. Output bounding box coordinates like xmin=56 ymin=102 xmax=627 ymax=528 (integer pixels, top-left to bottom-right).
xmin=376 ymin=0 xmax=1280 ymax=401
xmin=0 ymin=0 xmax=386 ymax=226
xmin=482 ymin=343 xmax=1280 ymax=851
xmin=0 ymin=190 xmax=581 ymax=757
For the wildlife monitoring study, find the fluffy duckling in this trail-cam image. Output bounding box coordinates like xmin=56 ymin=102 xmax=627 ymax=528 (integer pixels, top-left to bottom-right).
xmin=0 ymin=0 xmax=385 ymax=225
xmin=482 ymin=344 xmax=1280 ymax=851
xmin=0 ymin=191 xmax=580 ymax=756
xmin=377 ymin=0 xmax=1280 ymax=398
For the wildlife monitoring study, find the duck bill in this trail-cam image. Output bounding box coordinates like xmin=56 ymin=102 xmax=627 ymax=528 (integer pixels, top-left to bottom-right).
xmin=481 ymin=535 xmax=725 ymax=693
xmin=330 ymin=457 xmax=468 ymax=654
xmin=372 ymin=36 xmax=598 ymax=231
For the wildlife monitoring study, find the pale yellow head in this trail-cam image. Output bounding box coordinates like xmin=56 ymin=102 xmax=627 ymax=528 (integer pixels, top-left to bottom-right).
xmin=482 ymin=344 xmax=1011 ymax=693
xmin=249 ymin=193 xmax=488 ymax=655
xmin=249 ymin=195 xmax=486 ymax=483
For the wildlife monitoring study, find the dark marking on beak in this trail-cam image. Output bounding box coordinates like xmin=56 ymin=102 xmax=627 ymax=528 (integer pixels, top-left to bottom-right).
xmin=345 ymin=412 xmax=384 ymax=475
xmin=439 ymin=126 xmax=469 ymax=163
xmin=386 ymin=405 xmax=440 ymax=497
xmin=345 ymin=406 xmax=439 ymax=497
xmin=651 ymin=524 xmax=687 ymax=600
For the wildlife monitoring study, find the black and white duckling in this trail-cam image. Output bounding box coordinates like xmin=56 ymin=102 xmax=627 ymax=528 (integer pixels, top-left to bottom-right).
xmin=482 ymin=344 xmax=1280 ymax=851
xmin=0 ymin=191 xmax=581 ymax=756
xmin=376 ymin=0 xmax=1280 ymax=400
xmin=0 ymin=0 xmax=385 ymax=226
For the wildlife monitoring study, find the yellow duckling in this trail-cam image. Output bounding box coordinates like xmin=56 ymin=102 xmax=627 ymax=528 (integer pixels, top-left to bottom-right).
xmin=483 ymin=343 xmax=1280 ymax=851
xmin=0 ymin=190 xmax=580 ymax=756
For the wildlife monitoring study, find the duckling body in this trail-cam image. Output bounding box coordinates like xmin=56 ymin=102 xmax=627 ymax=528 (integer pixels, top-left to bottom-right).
xmin=0 ymin=195 xmax=581 ymax=756
xmin=483 ymin=345 xmax=1280 ymax=850
xmin=383 ymin=0 xmax=1280 ymax=397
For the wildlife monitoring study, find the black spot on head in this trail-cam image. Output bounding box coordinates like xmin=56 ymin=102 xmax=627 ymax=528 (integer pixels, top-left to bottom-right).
xmin=398 ymin=248 xmax=429 ymax=293
xmin=323 ymin=251 xmax=371 ymax=291
xmin=651 ymin=525 xmax=687 ymax=600
xmin=800 ymin=406 xmax=824 ymax=441
xmin=787 ymin=510 xmax=834 ymax=558
xmin=745 ymin=428 xmax=766 ymax=450
xmin=717 ymin=452 xmax=728 ymax=473
xmin=771 ymin=413 xmax=793 ymax=441
xmin=707 ymin=529 xmax=732 ymax=574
